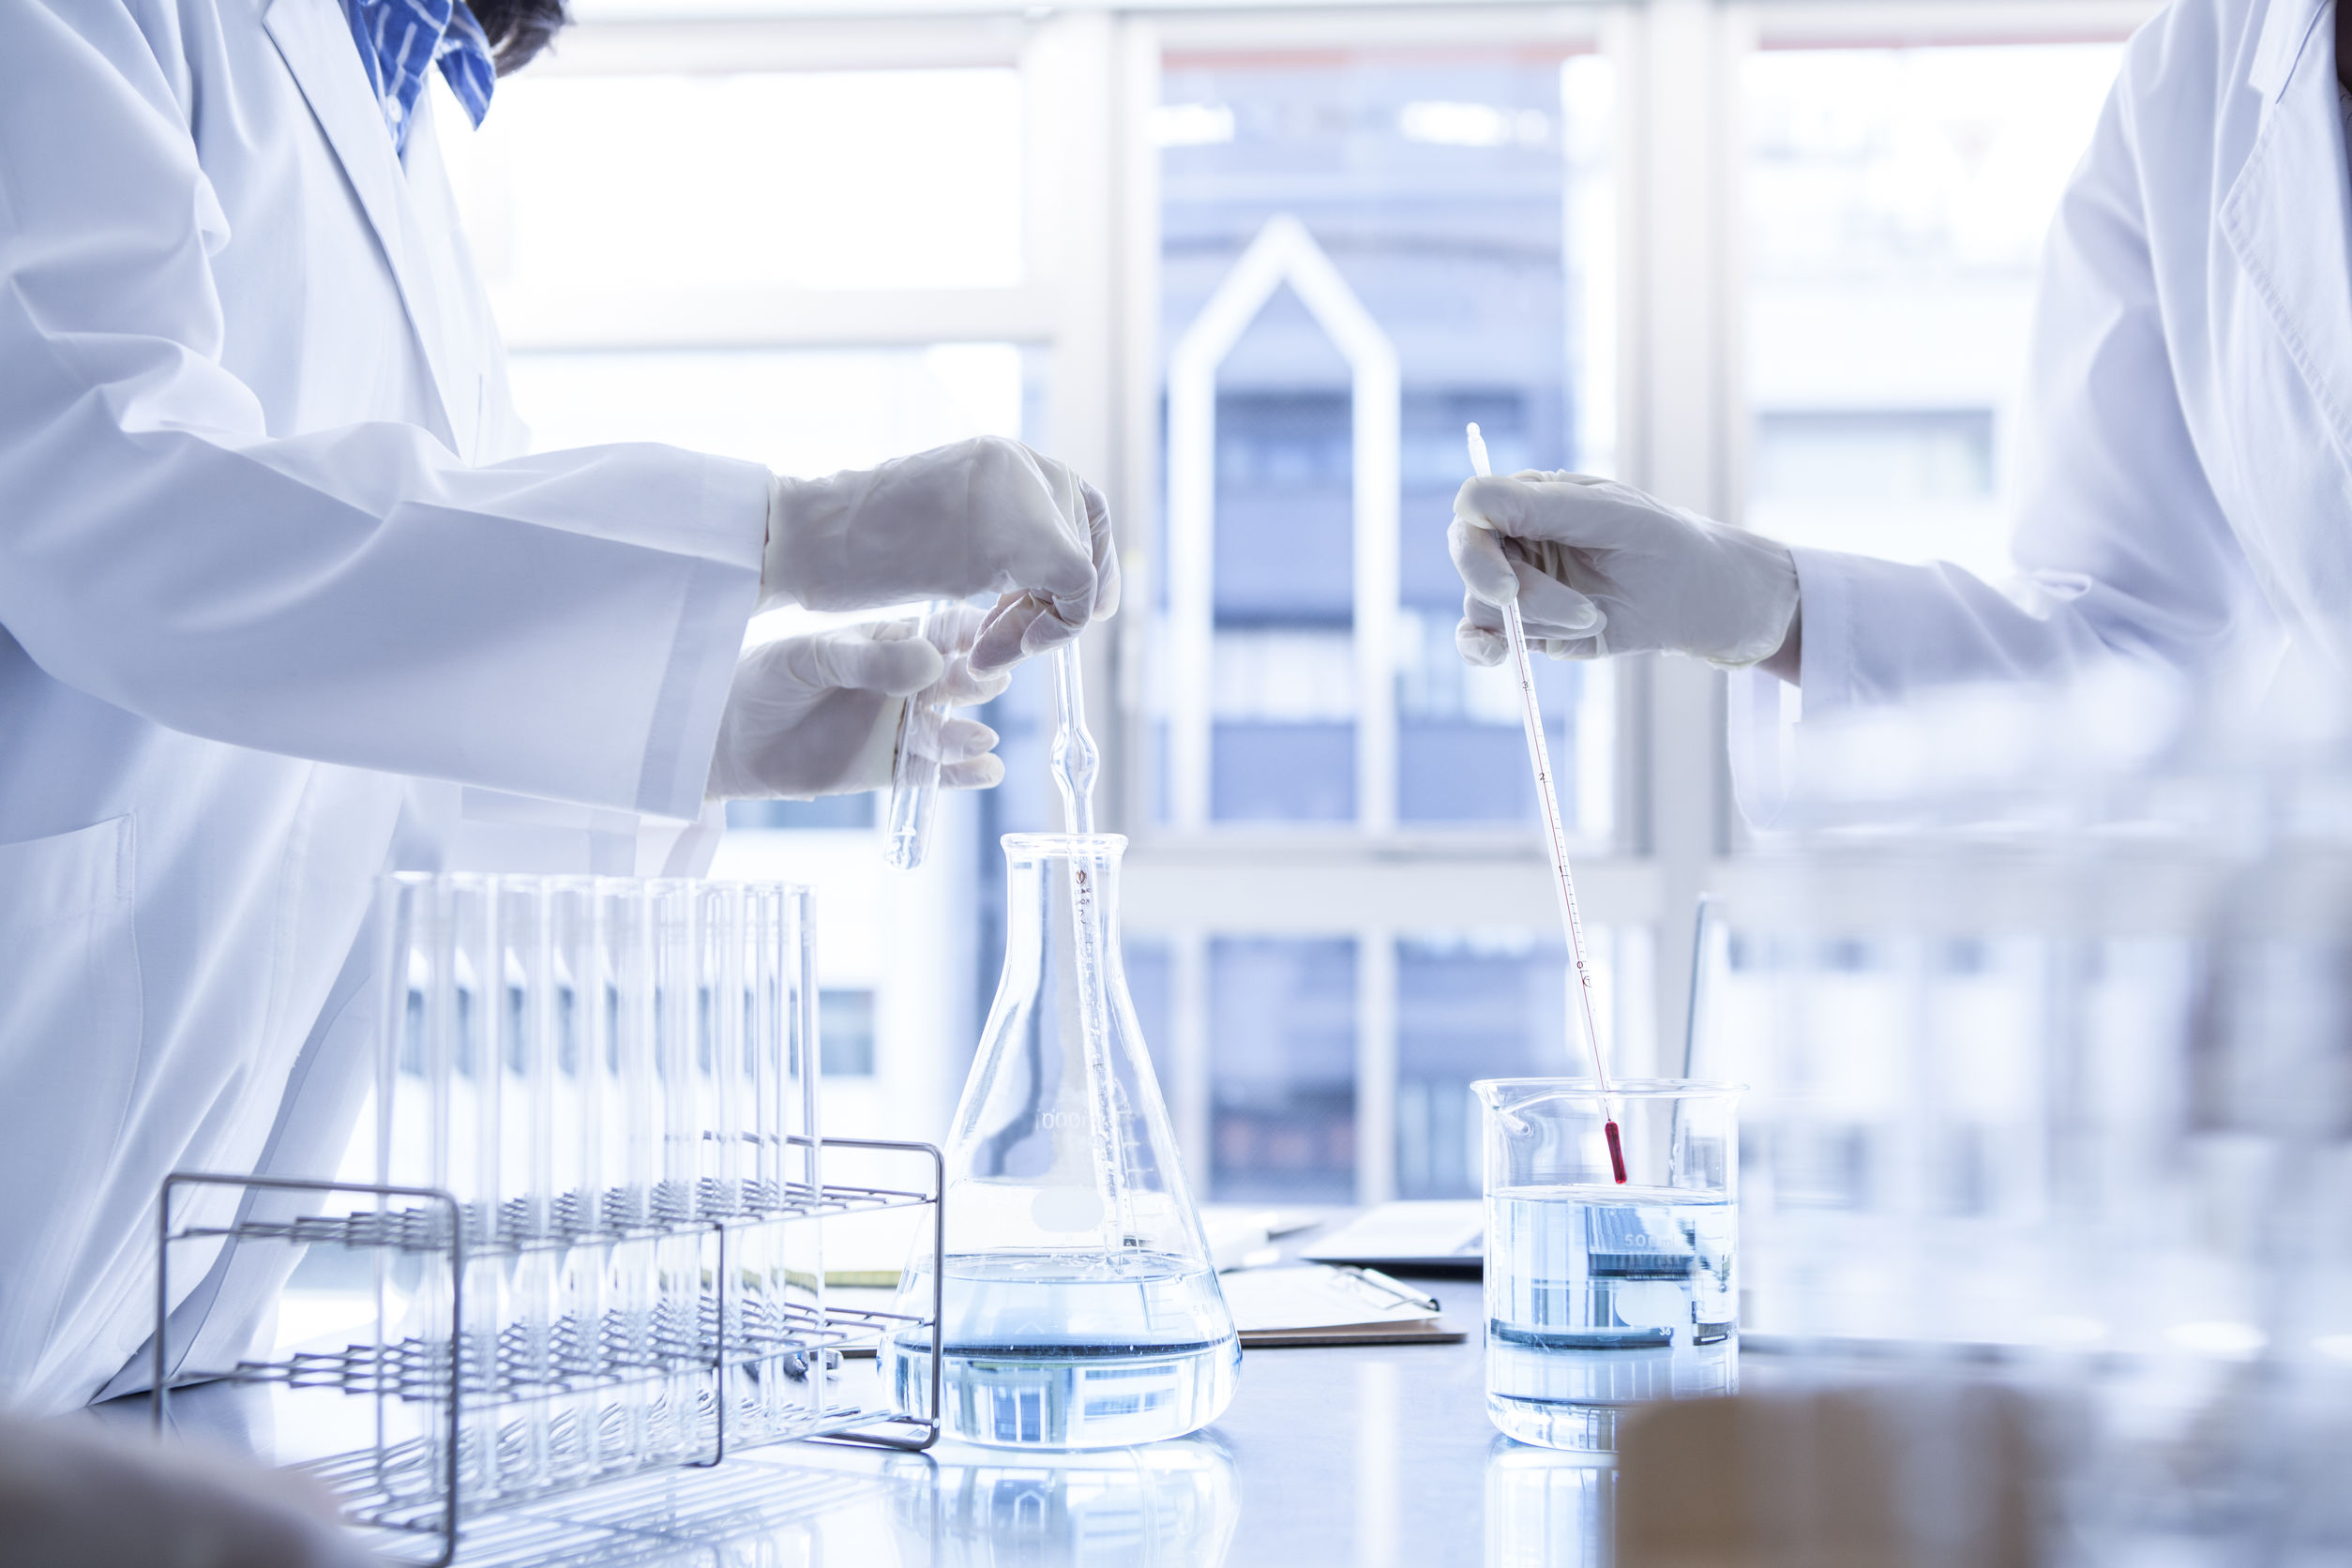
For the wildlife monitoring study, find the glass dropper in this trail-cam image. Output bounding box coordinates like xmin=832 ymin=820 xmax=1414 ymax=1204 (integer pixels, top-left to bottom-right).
xmin=1467 ymin=424 xmax=1626 ymax=1184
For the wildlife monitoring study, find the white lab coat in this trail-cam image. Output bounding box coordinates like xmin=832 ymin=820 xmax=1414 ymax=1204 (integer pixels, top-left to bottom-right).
xmin=0 ymin=0 xmax=765 ymax=1411
xmin=1737 ymin=0 xmax=2352 ymax=814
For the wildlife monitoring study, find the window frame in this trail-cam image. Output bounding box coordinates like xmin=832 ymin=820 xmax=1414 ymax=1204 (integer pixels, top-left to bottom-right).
xmin=495 ymin=0 xmax=2158 ymax=1203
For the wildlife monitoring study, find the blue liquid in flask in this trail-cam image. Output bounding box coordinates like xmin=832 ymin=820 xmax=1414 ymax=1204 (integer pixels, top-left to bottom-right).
xmin=889 ymin=1251 xmax=1239 ymax=1449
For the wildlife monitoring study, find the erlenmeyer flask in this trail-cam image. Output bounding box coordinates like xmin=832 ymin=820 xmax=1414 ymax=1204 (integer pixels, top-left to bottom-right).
xmin=889 ymin=832 xmax=1240 ymax=1448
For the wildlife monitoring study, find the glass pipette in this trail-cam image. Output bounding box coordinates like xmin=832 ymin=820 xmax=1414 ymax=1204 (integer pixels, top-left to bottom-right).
xmin=1051 ymin=639 xmax=1098 ymax=837
xmin=1467 ymin=424 xmax=1626 ymax=1184
xmin=1049 ymin=639 xmax=1134 ymax=1245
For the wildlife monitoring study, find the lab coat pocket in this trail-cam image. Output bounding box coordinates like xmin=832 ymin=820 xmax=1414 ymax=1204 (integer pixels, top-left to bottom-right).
xmin=0 ymin=815 xmax=139 ymax=1031
xmin=0 ymin=817 xmax=142 ymax=1378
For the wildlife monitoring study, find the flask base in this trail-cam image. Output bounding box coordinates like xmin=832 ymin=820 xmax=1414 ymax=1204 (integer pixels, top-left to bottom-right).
xmin=888 ymin=1334 xmax=1241 ymax=1449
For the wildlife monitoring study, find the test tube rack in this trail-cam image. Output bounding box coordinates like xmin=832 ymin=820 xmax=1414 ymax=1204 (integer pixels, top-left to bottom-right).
xmin=148 ymin=872 xmax=945 ymax=1566
xmin=152 ymin=1145 xmax=944 ymax=1567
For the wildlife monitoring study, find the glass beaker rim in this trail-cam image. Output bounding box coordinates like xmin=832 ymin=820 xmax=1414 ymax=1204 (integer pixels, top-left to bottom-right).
xmin=1001 ymin=832 xmax=1128 ymax=855
xmin=1470 ymin=1077 xmax=1745 ymax=1104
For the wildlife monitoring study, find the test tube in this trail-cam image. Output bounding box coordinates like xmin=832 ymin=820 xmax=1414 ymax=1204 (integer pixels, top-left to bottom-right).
xmin=548 ymin=878 xmax=604 ymax=1483
xmin=699 ymin=882 xmax=747 ymax=1443
xmin=441 ymin=876 xmax=504 ymax=1501
xmin=549 ymin=880 xmax=602 ymax=1238
xmin=375 ymin=874 xmax=505 ymax=1504
xmin=376 ymin=874 xmax=439 ymax=1197
xmin=746 ymin=884 xmax=785 ymax=1218
xmin=650 ymin=881 xmax=700 ymax=1229
xmin=885 ymin=600 xmax=982 ymax=870
xmin=792 ymin=885 xmax=826 ymax=1427
xmin=372 ymin=873 xmax=446 ymax=1511
xmin=732 ymin=884 xmax=776 ymax=1440
xmin=788 ymin=886 xmax=822 ymax=1205
xmin=496 ymin=880 xmax=553 ymax=1243
xmin=598 ymin=876 xmax=656 ymax=1470
xmin=761 ymin=884 xmax=825 ymax=1436
xmin=441 ymin=878 xmax=497 ymax=1247
xmin=648 ymin=880 xmax=703 ymax=1458
xmin=697 ymin=882 xmax=746 ymax=1224
xmin=600 ymin=879 xmax=655 ymax=1232
xmin=494 ymin=879 xmax=557 ymax=1495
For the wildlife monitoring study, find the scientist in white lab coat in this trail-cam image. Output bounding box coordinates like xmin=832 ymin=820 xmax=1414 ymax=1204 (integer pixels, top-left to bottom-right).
xmin=1455 ymin=0 xmax=2352 ymax=794
xmin=0 ymin=0 xmax=1117 ymax=1425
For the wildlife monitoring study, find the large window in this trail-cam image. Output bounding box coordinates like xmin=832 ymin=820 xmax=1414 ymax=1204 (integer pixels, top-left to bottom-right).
xmin=1149 ymin=44 xmax=1616 ymax=837
xmin=1132 ymin=20 xmax=1633 ymax=1203
xmin=1741 ymin=38 xmax=2127 ymax=580
xmin=434 ymin=0 xmax=2154 ymax=1201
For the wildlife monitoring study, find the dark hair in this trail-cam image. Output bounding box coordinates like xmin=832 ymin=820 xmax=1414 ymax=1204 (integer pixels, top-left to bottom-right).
xmin=470 ymin=0 xmax=568 ymax=75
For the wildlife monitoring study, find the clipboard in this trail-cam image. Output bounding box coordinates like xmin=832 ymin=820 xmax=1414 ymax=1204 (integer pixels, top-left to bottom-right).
xmin=1297 ymin=1201 xmax=1485 ymax=1274
xmin=1220 ymin=1262 xmax=1466 ymax=1349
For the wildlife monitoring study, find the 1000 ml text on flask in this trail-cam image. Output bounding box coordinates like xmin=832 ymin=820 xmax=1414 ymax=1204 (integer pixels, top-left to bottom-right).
xmin=890 ymin=833 xmax=1240 ymax=1447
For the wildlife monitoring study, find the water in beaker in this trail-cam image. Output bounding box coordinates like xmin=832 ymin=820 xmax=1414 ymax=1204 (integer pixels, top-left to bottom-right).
xmin=889 ymin=833 xmax=1239 ymax=1448
xmin=1475 ymin=1080 xmax=1741 ymax=1451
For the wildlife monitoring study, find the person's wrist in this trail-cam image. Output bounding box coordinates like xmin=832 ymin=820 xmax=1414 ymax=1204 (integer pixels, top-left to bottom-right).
xmin=1757 ymin=607 xmax=1802 ymax=686
xmin=758 ymin=473 xmax=793 ymax=611
xmin=760 ymin=472 xmax=854 ymax=611
xmin=1696 ymin=529 xmax=1800 ymax=670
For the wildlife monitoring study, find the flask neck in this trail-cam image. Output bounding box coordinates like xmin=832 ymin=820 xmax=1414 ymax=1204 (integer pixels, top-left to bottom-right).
xmin=938 ymin=831 xmax=1212 ymax=1268
xmin=999 ymin=835 xmax=1128 ymax=979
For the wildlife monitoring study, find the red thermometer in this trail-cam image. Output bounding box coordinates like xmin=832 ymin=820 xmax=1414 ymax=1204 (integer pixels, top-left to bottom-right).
xmin=1468 ymin=425 xmax=1626 ymax=1184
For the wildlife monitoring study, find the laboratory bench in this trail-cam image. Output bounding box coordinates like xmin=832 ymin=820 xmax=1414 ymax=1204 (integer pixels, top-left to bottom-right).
xmin=116 ymin=1268 xmax=1631 ymax=1568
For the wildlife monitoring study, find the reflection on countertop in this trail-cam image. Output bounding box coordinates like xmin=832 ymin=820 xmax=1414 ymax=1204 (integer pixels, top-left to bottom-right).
xmin=108 ymin=1271 xmax=1616 ymax=1566
xmin=887 ymin=1437 xmax=1238 ymax=1568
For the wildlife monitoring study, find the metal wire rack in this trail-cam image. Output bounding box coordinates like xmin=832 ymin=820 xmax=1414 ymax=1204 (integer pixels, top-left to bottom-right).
xmin=165 ymin=1170 xmax=936 ymax=1259
xmin=153 ymin=1134 xmax=943 ymax=1567
xmin=230 ymin=1294 xmax=918 ymax=1403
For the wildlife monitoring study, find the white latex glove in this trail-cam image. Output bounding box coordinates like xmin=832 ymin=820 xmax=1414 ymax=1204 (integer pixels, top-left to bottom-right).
xmin=706 ymin=618 xmax=1009 ymax=801
xmin=0 ymin=1415 xmax=378 ymax=1568
xmin=762 ymin=436 xmax=1120 ymax=673
xmin=1451 ymin=471 xmax=1799 ymax=669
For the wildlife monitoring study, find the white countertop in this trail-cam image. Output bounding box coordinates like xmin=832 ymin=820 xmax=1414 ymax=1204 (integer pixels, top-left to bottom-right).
xmin=127 ymin=1268 xmax=1634 ymax=1568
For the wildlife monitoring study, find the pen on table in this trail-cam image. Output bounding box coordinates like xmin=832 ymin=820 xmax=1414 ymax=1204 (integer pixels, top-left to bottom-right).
xmin=1342 ymin=1265 xmax=1441 ymax=1314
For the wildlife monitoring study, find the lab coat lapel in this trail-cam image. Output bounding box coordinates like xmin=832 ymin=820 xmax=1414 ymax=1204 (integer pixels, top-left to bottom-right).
xmin=2221 ymin=0 xmax=2352 ymax=469
xmin=260 ymin=0 xmax=464 ymax=445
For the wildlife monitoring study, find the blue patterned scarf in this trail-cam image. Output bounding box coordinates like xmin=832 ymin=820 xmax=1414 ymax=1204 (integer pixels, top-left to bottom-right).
xmin=340 ymin=0 xmax=497 ymax=154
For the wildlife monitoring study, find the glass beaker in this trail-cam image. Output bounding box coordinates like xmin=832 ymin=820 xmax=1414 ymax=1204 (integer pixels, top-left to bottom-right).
xmin=1473 ymin=1078 xmax=1741 ymax=1452
xmin=889 ymin=833 xmax=1240 ymax=1448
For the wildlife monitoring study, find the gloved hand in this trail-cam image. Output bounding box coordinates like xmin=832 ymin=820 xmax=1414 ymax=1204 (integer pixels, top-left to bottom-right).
xmin=707 ymin=616 xmax=1009 ymax=801
xmin=1451 ymin=471 xmax=1799 ymax=669
xmin=0 ymin=1414 xmax=378 ymax=1568
xmin=762 ymin=436 xmax=1120 ymax=673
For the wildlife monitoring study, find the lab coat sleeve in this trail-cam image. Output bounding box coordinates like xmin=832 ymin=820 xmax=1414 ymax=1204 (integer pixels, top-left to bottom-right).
xmin=1733 ymin=43 xmax=2258 ymax=824
xmin=0 ymin=1 xmax=763 ymax=822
